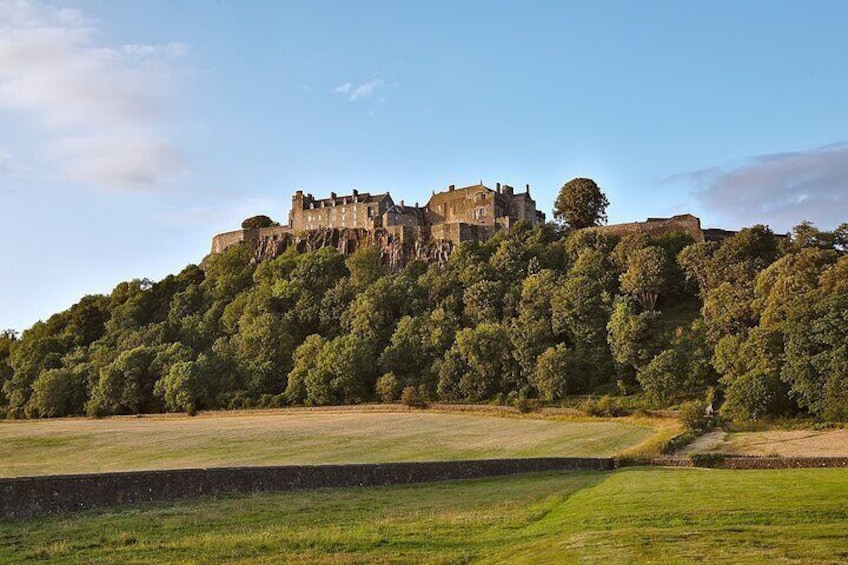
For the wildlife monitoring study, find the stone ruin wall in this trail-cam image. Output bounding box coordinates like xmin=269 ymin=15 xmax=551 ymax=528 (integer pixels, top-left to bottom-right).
xmin=586 ymin=215 xmax=707 ymax=243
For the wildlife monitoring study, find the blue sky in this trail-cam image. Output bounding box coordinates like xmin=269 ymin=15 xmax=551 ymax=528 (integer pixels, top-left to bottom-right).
xmin=1 ymin=0 xmax=847 ymax=331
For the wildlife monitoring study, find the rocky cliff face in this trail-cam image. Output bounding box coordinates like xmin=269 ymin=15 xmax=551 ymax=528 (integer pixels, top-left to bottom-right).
xmin=216 ymin=226 xmax=455 ymax=271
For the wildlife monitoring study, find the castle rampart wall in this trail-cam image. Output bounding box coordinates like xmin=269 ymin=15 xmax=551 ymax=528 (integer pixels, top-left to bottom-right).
xmin=586 ymin=215 xmax=706 ymax=243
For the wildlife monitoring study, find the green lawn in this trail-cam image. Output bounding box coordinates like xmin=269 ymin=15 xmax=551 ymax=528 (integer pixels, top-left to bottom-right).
xmin=3 ymin=468 xmax=848 ymax=564
xmin=0 ymin=409 xmax=655 ymax=477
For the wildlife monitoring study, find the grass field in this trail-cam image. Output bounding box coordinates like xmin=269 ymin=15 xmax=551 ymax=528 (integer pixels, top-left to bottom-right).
xmin=684 ymin=428 xmax=848 ymax=457
xmin=3 ymin=467 xmax=848 ymax=564
xmin=0 ymin=408 xmax=659 ymax=477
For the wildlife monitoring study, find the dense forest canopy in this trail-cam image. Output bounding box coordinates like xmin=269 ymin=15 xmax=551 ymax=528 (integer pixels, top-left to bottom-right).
xmin=1 ymin=212 xmax=846 ymax=422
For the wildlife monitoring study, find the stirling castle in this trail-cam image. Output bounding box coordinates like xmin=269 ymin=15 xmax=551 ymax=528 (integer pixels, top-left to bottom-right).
xmin=210 ymin=180 xmax=734 ymax=268
xmin=211 ymin=182 xmax=545 ymax=268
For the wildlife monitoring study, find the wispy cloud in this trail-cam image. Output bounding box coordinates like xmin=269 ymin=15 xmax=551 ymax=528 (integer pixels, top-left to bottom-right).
xmin=0 ymin=1 xmax=188 ymax=191
xmin=334 ymin=76 xmax=387 ymax=102
xmin=679 ymin=142 xmax=848 ymax=231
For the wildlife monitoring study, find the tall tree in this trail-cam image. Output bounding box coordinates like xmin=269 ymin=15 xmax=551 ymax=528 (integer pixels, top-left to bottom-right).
xmin=619 ymin=246 xmax=667 ymax=311
xmin=553 ymin=177 xmax=609 ymax=229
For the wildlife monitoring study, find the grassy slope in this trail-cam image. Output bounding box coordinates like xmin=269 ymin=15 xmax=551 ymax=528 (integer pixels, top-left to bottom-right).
xmin=0 ymin=409 xmax=656 ymax=477
xmin=3 ymin=468 xmax=848 ymax=564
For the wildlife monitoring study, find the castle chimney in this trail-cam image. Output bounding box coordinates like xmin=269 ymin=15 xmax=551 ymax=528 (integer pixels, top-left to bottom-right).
xmin=448 ymin=184 xmax=455 ymax=192
xmin=525 ymin=184 xmax=531 ymax=195
xmin=415 ymin=202 xmax=418 ymax=208
xmin=400 ymin=200 xmax=405 ymax=207
xmin=496 ymin=182 xmax=501 ymax=193
xmin=352 ymin=189 xmax=358 ymax=196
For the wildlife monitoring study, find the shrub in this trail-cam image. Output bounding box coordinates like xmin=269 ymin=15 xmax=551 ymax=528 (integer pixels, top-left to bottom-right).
xmin=376 ymin=373 xmax=402 ymax=403
xmin=637 ymin=349 xmax=681 ymax=405
xmin=513 ymin=397 xmax=540 ymax=413
xmin=582 ymin=395 xmax=627 ymax=417
xmin=401 ymin=386 xmax=427 ymax=409
xmin=822 ymin=375 xmax=848 ymax=422
xmin=720 ymin=370 xmax=788 ymax=422
xmin=679 ymin=400 xmax=715 ymax=434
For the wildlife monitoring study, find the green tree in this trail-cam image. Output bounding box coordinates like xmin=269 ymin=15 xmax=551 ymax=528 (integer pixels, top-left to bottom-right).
xmin=463 ymin=279 xmax=505 ymax=325
xmin=678 ymin=242 xmax=719 ymax=296
xmin=87 ymin=345 xmax=159 ymax=416
xmin=619 ymin=246 xmax=667 ymax=311
xmin=346 ymin=246 xmax=386 ymax=289
xmin=610 ymin=233 xmax=651 ymax=271
xmin=781 ymin=257 xmax=848 ymax=419
xmin=304 ymin=333 xmax=376 ymax=405
xmin=714 ymin=330 xmax=790 ymax=421
xmin=0 ymin=330 xmax=17 ymax=412
xmin=636 ymin=350 xmax=681 ymax=405
xmin=553 ymin=177 xmax=609 ymax=229
xmin=376 ymin=373 xmax=402 ymax=403
xmin=379 ymin=316 xmax=430 ymax=383
xmin=27 ymin=368 xmax=87 ymax=418
xmin=438 ymin=323 xmax=516 ymax=401
xmin=509 ymin=270 xmax=561 ymax=382
xmin=552 ymin=253 xmax=614 ymax=352
xmin=241 ymin=215 xmax=274 ymax=229
xmin=285 ymin=334 xmax=327 ymax=404
xmin=4 ymin=330 xmax=65 ymax=415
xmin=607 ymin=296 xmax=663 ymax=371
xmin=532 ymin=344 xmax=590 ymax=401
xmin=155 ymin=360 xmax=202 ymax=415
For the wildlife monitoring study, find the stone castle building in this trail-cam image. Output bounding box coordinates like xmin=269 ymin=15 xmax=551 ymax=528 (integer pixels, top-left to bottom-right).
xmin=287 ymin=182 xmax=544 ymax=236
xmin=211 ymin=182 xmax=545 ymax=268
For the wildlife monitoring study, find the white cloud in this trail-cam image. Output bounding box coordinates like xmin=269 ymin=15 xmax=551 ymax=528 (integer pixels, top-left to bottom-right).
xmin=0 ymin=0 xmax=188 ymax=190
xmin=681 ymin=142 xmax=848 ymax=231
xmin=334 ymin=76 xmax=387 ymax=102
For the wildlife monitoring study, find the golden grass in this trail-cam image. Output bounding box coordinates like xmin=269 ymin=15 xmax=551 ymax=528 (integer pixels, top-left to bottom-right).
xmin=0 ymin=406 xmax=662 ymax=477
xmin=683 ymin=428 xmax=848 ymax=457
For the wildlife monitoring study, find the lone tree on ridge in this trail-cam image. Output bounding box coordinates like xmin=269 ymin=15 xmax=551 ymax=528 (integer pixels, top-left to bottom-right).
xmin=553 ymin=177 xmax=609 ymax=229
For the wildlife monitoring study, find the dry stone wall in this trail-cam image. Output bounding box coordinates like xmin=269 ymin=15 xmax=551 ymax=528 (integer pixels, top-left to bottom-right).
xmin=1 ymin=458 xmax=613 ymax=520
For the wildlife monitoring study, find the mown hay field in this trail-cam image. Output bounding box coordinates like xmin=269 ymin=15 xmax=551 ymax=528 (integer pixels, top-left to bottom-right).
xmin=0 ymin=407 xmax=660 ymax=477
xmin=683 ymin=428 xmax=848 ymax=457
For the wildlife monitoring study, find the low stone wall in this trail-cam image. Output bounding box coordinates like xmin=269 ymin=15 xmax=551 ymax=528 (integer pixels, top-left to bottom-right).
xmin=706 ymin=456 xmax=848 ymax=470
xmin=618 ymin=456 xmax=693 ymax=467
xmin=623 ymin=455 xmax=848 ymax=469
xmin=0 ymin=457 xmax=612 ymax=521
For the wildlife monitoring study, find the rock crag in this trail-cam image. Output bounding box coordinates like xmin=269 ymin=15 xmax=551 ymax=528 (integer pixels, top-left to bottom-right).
xmin=211 ymin=225 xmax=455 ymax=271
